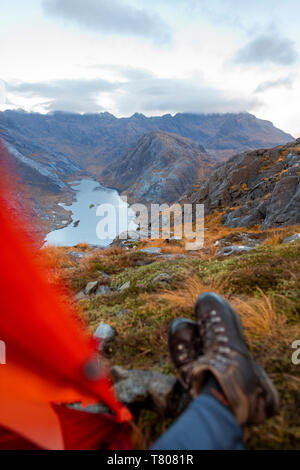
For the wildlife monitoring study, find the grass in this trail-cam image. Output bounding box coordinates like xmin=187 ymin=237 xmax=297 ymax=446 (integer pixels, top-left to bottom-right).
xmin=42 ymin=222 xmax=300 ymax=450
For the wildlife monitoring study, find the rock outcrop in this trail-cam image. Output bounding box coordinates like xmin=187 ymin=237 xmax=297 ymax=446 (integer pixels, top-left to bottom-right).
xmin=111 ymin=366 xmax=188 ymax=416
xmin=189 ymin=139 xmax=300 ymax=229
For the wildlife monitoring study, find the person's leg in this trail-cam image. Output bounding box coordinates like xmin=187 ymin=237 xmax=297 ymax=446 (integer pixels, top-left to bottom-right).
xmin=153 ymin=294 xmax=279 ymax=450
xmin=152 ymin=392 xmax=244 ymax=450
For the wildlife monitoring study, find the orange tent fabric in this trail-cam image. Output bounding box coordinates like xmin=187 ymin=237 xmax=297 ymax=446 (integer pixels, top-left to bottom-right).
xmin=0 ymin=141 xmax=132 ymax=449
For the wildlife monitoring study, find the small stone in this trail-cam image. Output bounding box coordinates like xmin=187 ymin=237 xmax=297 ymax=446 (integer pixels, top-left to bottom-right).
xmin=116 ymin=309 xmax=131 ymax=318
xmin=119 ymin=281 xmax=131 ymax=291
xmin=93 ymin=323 xmax=116 ymax=350
xmin=136 ymin=260 xmax=155 ymax=266
xmin=84 ymin=281 xmax=99 ymax=295
xmin=283 ymin=234 xmax=300 ymax=244
xmin=152 ymin=273 xmax=172 ymax=284
xmin=95 ymin=285 xmax=112 ymax=296
xmin=67 ymin=251 xmax=91 ymax=262
xmin=140 ymin=247 xmax=162 ymax=255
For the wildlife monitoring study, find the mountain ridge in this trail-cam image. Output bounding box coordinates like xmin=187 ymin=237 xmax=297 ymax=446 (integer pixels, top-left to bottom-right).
xmin=1 ymin=110 xmax=293 ymax=172
xmin=0 ymin=109 xmax=295 ymax=232
xmin=103 ymin=130 xmax=215 ymax=203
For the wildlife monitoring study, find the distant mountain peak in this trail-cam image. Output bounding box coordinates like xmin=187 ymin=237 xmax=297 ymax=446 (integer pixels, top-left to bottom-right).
xmin=131 ymin=112 xmax=146 ymax=119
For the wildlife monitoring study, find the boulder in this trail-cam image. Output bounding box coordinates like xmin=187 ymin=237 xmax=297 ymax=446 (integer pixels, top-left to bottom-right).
xmin=215 ymin=232 xmax=262 ymax=248
xmin=111 ymin=231 xmax=146 ymax=249
xmin=111 ymin=366 xmax=187 ymax=416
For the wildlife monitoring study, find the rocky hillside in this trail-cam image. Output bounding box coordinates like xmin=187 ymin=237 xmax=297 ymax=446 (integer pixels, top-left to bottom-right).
xmin=104 ymin=131 xmax=216 ymax=203
xmin=6 ymin=141 xmax=80 ymax=194
xmin=188 ymin=139 xmax=300 ymax=229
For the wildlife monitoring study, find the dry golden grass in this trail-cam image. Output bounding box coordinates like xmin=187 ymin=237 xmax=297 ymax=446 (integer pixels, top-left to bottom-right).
xmin=161 ymin=245 xmax=187 ymax=254
xmin=264 ymin=232 xmax=284 ymax=246
xmin=158 ymin=276 xmax=227 ymax=310
xmin=231 ymin=291 xmax=295 ymax=345
xmin=139 ymin=237 xmax=187 ymax=254
xmin=40 ymin=246 xmax=76 ymax=271
xmin=262 ymin=225 xmax=300 ymax=246
xmin=157 ymin=278 xmax=295 ymax=348
xmin=74 ymin=242 xmax=93 ymax=251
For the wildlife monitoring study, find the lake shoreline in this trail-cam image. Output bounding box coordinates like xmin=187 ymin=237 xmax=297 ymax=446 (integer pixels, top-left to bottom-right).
xmin=45 ymin=179 xmax=137 ymax=247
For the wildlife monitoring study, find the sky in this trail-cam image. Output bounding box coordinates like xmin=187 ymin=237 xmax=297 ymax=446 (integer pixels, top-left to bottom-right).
xmin=0 ymin=0 xmax=300 ymax=136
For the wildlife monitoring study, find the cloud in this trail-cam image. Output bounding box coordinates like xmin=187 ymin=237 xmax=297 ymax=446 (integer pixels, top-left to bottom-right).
xmin=42 ymin=0 xmax=171 ymax=43
xmin=6 ymin=78 xmax=118 ymax=113
xmin=116 ymin=78 xmax=261 ymax=115
xmin=0 ymin=80 xmax=6 ymax=104
xmin=233 ymin=33 xmax=298 ymax=66
xmin=5 ymin=75 xmax=261 ymax=115
xmin=87 ymin=64 xmax=155 ymax=81
xmin=255 ymin=75 xmax=295 ymax=93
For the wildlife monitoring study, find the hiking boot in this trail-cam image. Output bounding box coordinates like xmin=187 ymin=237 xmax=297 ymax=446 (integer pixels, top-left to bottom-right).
xmin=168 ymin=318 xmax=202 ymax=389
xmin=190 ymin=292 xmax=279 ymax=426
